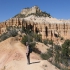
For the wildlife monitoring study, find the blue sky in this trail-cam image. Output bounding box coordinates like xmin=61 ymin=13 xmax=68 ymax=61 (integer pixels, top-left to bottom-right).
xmin=0 ymin=0 xmax=70 ymax=22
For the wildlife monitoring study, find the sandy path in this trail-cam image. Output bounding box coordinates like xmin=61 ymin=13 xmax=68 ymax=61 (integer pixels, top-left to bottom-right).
xmin=4 ymin=59 xmax=59 ymax=70
xmin=0 ymin=37 xmax=59 ymax=70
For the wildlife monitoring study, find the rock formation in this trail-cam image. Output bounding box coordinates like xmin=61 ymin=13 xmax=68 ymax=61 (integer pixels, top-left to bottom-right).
xmin=21 ymin=6 xmax=42 ymax=16
xmin=0 ymin=6 xmax=70 ymax=41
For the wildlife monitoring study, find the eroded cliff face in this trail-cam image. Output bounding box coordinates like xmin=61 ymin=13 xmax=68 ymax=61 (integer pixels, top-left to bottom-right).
xmin=0 ymin=6 xmax=70 ymax=41
xmin=0 ymin=17 xmax=70 ymax=41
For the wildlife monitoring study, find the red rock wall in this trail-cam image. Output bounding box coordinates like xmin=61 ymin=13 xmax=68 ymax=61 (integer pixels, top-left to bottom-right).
xmin=0 ymin=18 xmax=70 ymax=40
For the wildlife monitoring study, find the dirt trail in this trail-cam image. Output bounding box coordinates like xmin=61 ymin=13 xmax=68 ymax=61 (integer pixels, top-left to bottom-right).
xmin=0 ymin=37 xmax=59 ymax=70
xmin=4 ymin=59 xmax=59 ymax=70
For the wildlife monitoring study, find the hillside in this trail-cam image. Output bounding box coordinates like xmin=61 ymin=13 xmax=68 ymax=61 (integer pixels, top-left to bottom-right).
xmin=24 ymin=15 xmax=63 ymax=24
xmin=0 ymin=37 xmax=59 ymax=70
xmin=0 ymin=6 xmax=70 ymax=70
xmin=14 ymin=6 xmax=51 ymax=18
xmin=13 ymin=6 xmax=70 ymax=24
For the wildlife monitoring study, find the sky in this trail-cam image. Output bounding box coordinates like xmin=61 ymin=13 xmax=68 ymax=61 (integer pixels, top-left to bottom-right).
xmin=0 ymin=0 xmax=70 ymax=22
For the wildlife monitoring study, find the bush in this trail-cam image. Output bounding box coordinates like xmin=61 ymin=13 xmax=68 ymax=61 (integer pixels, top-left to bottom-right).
xmin=8 ymin=29 xmax=18 ymax=37
xmin=14 ymin=14 xmax=25 ymax=18
xmin=43 ymin=39 xmax=53 ymax=45
xmin=6 ymin=26 xmax=13 ymax=31
xmin=41 ymin=53 xmax=51 ymax=60
xmin=0 ymin=27 xmax=18 ymax=42
xmin=0 ymin=33 xmax=8 ymax=41
xmin=29 ymin=42 xmax=36 ymax=48
xmin=62 ymin=39 xmax=70 ymax=59
xmin=29 ymin=42 xmax=41 ymax=54
xmin=53 ymin=63 xmax=61 ymax=69
xmin=21 ymin=35 xmax=33 ymax=45
xmin=21 ymin=35 xmax=28 ymax=45
xmin=43 ymin=39 xmax=48 ymax=45
xmin=48 ymin=40 xmax=53 ymax=45
xmin=33 ymin=33 xmax=42 ymax=42
xmin=36 ymin=34 xmax=42 ymax=42
xmin=27 ymin=11 xmax=51 ymax=17
xmin=41 ymin=47 xmax=53 ymax=60
xmin=6 ymin=26 xmax=18 ymax=37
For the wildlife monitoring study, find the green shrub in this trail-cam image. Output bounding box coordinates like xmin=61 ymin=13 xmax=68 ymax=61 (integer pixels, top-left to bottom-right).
xmin=6 ymin=26 xmax=13 ymax=31
xmin=14 ymin=14 xmax=25 ymax=18
xmin=21 ymin=35 xmax=28 ymax=45
xmin=29 ymin=42 xmax=36 ymax=48
xmin=27 ymin=11 xmax=51 ymax=17
xmin=29 ymin=42 xmax=41 ymax=54
xmin=6 ymin=26 xmax=18 ymax=37
xmin=0 ymin=33 xmax=8 ymax=41
xmin=43 ymin=39 xmax=48 ymax=45
xmin=33 ymin=33 xmax=42 ymax=42
xmin=41 ymin=47 xmax=53 ymax=60
xmin=0 ymin=27 xmax=18 ymax=42
xmin=37 ymin=34 xmax=42 ymax=42
xmin=48 ymin=40 xmax=53 ymax=45
xmin=8 ymin=29 xmax=18 ymax=37
xmin=41 ymin=53 xmax=51 ymax=60
xmin=43 ymin=39 xmax=53 ymax=45
xmin=21 ymin=35 xmax=33 ymax=45
xmin=62 ymin=39 xmax=70 ymax=59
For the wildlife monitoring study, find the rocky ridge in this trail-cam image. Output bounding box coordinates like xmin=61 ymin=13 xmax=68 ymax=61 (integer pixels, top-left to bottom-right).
xmin=14 ymin=6 xmax=51 ymax=18
xmin=0 ymin=6 xmax=70 ymax=40
xmin=13 ymin=6 xmax=70 ymax=24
